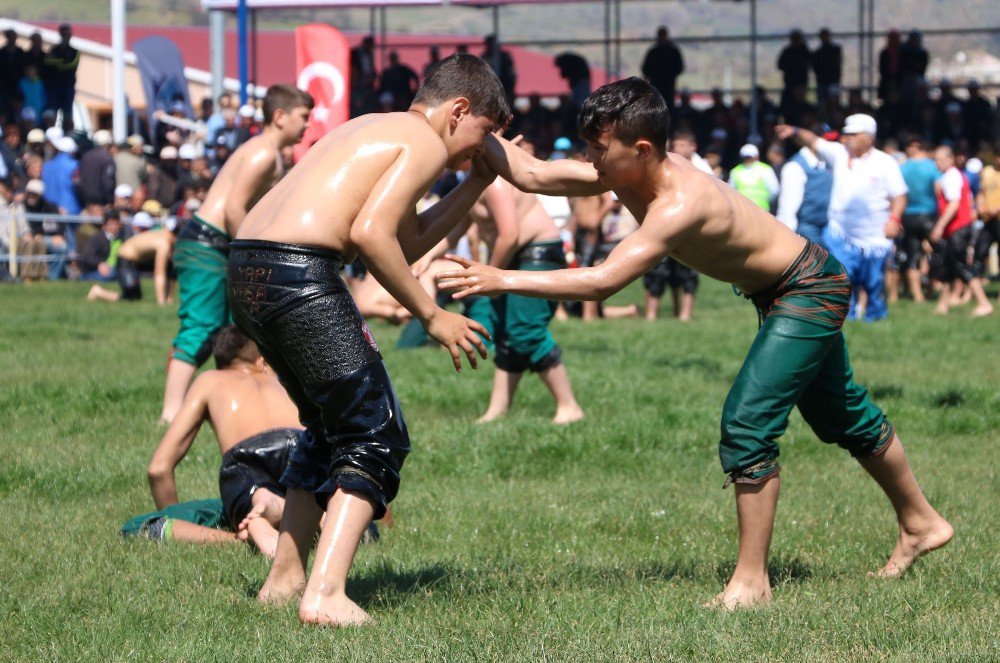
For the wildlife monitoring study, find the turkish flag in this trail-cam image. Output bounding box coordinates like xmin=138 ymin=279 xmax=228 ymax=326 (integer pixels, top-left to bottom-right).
xmin=294 ymin=24 xmax=350 ymax=161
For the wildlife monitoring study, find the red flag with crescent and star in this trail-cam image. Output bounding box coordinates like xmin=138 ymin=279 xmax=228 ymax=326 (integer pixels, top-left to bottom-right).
xmin=294 ymin=24 xmax=350 ymax=161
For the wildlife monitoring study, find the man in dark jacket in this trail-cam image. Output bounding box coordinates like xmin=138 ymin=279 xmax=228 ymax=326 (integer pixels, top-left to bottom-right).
xmin=641 ymin=26 xmax=684 ymax=111
xmin=0 ymin=29 xmax=25 ymax=122
xmin=78 ymin=129 xmax=117 ymax=215
xmin=777 ymin=30 xmax=811 ymax=117
xmin=79 ymin=208 xmax=122 ymax=280
xmin=43 ymin=24 xmax=79 ymax=120
xmin=812 ymin=28 xmax=842 ymax=110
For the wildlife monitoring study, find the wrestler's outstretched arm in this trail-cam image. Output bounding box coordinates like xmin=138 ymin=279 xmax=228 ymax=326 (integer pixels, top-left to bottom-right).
xmin=483 ymin=133 xmax=609 ymax=197
xmin=437 ymin=222 xmax=669 ymax=302
xmin=401 ymin=155 xmax=497 ymax=263
xmin=351 ymin=150 xmax=491 ymax=371
xmin=147 ymin=374 xmax=212 ymax=508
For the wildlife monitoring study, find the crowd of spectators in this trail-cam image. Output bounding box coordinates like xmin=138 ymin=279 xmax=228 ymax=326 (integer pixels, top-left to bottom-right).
xmin=1 ymin=22 xmax=998 ymax=319
xmin=0 ymin=83 xmax=277 ymax=282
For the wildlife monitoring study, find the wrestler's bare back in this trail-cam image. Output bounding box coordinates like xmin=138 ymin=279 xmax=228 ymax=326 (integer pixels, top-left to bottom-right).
xmin=117 ymin=228 xmax=175 ymax=264
xmin=620 ymin=153 xmax=805 ymax=294
xmin=470 ymin=178 xmax=561 ymax=249
xmin=198 ymin=133 xmax=284 ymax=236
xmin=237 ymin=112 xmax=447 ymax=263
xmin=192 ymin=368 xmax=301 ymax=454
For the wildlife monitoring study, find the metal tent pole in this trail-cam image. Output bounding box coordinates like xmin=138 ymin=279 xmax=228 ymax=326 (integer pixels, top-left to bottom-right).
xmin=210 ymin=10 xmax=225 ymax=104
xmin=251 ymin=8 xmax=258 ymax=95
xmin=614 ymin=0 xmax=621 ymax=79
xmin=492 ymin=5 xmax=500 ymax=74
xmin=111 ymin=0 xmax=126 ymax=143
xmin=749 ymin=0 xmax=758 ymax=137
xmin=604 ymin=0 xmax=610 ymax=85
xmin=237 ymin=0 xmax=248 ymax=104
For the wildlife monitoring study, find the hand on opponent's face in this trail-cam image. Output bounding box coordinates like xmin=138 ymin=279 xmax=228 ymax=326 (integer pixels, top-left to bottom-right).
xmin=434 ymin=254 xmax=505 ymax=299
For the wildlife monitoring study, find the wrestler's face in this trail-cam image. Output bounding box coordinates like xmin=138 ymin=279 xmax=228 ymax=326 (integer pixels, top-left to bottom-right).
xmin=277 ymin=105 xmax=311 ymax=144
xmin=585 ymin=131 xmax=639 ymax=187
xmin=447 ymin=103 xmax=497 ymax=168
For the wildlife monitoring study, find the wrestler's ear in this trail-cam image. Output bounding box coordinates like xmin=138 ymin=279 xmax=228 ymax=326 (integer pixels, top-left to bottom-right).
xmin=449 ymin=97 xmax=472 ymax=127
xmin=270 ymin=107 xmax=286 ymax=129
xmin=634 ymin=139 xmax=654 ymax=160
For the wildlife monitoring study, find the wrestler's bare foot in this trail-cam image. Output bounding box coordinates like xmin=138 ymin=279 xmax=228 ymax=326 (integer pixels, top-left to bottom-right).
xmin=934 ymin=303 xmax=949 ymax=315
xmin=706 ymin=575 xmax=772 ymax=610
xmin=299 ymin=592 xmax=371 ymax=627
xmin=476 ymin=408 xmax=507 ymax=424
xmin=871 ymin=517 xmax=954 ymax=578
xmin=552 ymin=404 xmax=585 ymax=424
xmin=257 ymin=577 xmax=306 ymax=605
xmin=239 ymin=508 xmax=281 ymax=559
xmin=87 ymin=284 xmax=101 ymax=301
xmin=971 ymin=303 xmax=993 ymax=318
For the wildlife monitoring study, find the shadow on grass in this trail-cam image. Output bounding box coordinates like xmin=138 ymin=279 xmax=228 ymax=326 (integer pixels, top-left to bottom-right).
xmin=869 ymin=383 xmax=905 ymax=400
xmin=712 ymin=553 xmax=814 ymax=585
xmin=933 ymin=389 xmax=965 ymax=408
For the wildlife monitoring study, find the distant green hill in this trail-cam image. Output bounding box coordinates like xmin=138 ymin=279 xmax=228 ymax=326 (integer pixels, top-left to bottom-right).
xmin=3 ymin=0 xmax=997 ymax=91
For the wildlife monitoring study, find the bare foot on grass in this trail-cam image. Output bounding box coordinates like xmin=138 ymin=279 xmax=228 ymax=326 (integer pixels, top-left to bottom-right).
xmin=552 ymin=405 xmax=585 ymax=424
xmin=476 ymin=409 xmax=507 ymax=424
xmin=705 ymin=576 xmax=772 ymax=610
xmin=971 ymin=303 xmax=993 ymax=318
xmin=257 ymin=577 xmax=306 ymax=605
xmin=870 ymin=517 xmax=954 ymax=578
xmin=299 ymin=592 xmax=371 ymax=627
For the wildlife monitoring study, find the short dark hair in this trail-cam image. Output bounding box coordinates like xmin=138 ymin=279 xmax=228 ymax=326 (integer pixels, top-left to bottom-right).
xmin=103 ymin=208 xmax=121 ymax=224
xmin=262 ymin=84 xmax=314 ymax=126
xmin=579 ymin=77 xmax=670 ymax=153
xmin=412 ymin=53 xmax=510 ymax=125
xmin=213 ymin=325 xmax=261 ymax=369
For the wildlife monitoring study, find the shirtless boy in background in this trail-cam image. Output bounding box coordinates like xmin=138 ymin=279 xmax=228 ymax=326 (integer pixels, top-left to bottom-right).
xmin=438 ymin=78 xmax=953 ymax=609
xmin=160 ymin=85 xmax=313 ymax=423
xmin=431 ymin=175 xmax=584 ymax=423
xmin=141 ymin=326 xmax=304 ymax=558
xmin=228 ymin=54 xmax=508 ymax=626
xmin=86 ymin=212 xmax=176 ymax=305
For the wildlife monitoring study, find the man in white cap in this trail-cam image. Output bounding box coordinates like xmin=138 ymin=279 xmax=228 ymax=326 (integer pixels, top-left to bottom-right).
xmin=728 ymin=143 xmax=779 ymax=211
xmin=79 ymin=129 xmax=116 ymax=215
xmin=113 ymin=183 xmax=134 ymax=212
xmin=23 ymin=178 xmax=70 ymax=280
xmin=26 ymin=128 xmax=46 ymax=158
xmin=115 ymin=135 xmax=146 ymax=200
xmin=777 ymin=114 xmax=907 ymax=322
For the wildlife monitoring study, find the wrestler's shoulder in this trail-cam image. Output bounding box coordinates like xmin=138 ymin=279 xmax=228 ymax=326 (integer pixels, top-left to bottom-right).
xmin=363 ymin=112 xmax=447 ymax=154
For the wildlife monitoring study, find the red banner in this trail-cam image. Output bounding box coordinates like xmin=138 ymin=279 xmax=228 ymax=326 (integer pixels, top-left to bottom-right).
xmin=294 ymin=24 xmax=350 ymax=161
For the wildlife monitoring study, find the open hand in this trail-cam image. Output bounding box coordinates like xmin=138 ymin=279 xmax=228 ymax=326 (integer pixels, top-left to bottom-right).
xmin=425 ymin=307 xmax=490 ymax=372
xmin=434 ymin=254 xmax=505 ymax=299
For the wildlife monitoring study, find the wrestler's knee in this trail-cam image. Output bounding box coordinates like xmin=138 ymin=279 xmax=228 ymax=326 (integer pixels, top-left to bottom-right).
xmin=529 ymin=346 xmax=563 ymax=373
xmin=719 ymin=404 xmax=781 ymax=486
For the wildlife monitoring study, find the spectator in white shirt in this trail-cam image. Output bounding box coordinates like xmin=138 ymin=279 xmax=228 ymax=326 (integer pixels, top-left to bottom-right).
xmin=776 ymin=139 xmax=834 ymax=247
xmin=777 ymin=114 xmax=907 ymax=321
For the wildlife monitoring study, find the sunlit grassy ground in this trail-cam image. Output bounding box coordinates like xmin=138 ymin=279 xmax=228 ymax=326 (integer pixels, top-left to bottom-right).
xmin=1 ymin=278 xmax=997 ymax=661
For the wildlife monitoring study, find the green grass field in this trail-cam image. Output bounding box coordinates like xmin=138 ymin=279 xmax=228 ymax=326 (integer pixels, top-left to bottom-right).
xmin=1 ymin=278 xmax=998 ymax=661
